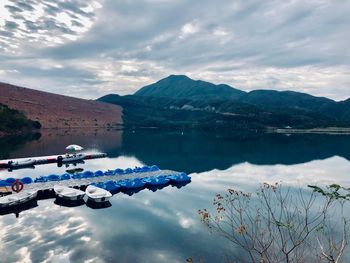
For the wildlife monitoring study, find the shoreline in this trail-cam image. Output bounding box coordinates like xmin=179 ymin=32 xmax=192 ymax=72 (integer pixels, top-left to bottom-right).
xmin=2 ymin=126 xmax=350 ymax=138
xmin=272 ymin=127 xmax=350 ymax=135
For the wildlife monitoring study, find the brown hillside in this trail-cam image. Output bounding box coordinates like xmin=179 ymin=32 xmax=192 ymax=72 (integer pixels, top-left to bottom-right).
xmin=0 ymin=82 xmax=122 ymax=129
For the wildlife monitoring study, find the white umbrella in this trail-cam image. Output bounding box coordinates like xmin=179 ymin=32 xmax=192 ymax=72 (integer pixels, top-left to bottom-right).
xmin=65 ymin=144 xmax=83 ymax=152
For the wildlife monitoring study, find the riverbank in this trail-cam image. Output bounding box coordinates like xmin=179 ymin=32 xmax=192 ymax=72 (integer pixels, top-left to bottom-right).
xmin=272 ymin=127 xmax=350 ymax=135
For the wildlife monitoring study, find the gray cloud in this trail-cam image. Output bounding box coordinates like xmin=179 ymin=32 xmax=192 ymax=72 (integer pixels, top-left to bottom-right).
xmin=0 ymin=0 xmax=349 ymax=100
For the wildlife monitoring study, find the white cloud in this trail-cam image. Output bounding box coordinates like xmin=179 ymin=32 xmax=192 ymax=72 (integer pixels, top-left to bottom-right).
xmin=0 ymin=0 xmax=349 ymax=100
xmin=0 ymin=0 xmax=102 ymax=53
xmin=179 ymin=21 xmax=200 ymax=39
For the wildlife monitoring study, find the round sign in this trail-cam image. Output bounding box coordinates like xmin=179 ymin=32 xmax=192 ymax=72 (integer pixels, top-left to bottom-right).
xmin=11 ymin=179 xmax=24 ymax=193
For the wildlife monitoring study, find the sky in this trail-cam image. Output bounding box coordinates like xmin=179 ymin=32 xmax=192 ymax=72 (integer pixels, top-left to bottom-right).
xmin=0 ymin=0 xmax=349 ymax=100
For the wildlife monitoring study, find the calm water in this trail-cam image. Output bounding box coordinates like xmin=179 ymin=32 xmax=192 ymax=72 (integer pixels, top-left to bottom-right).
xmin=1 ymin=129 xmax=350 ymax=262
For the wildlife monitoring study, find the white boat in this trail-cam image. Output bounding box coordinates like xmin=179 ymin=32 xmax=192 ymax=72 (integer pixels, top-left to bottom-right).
xmin=57 ymin=154 xmax=85 ymax=164
xmin=0 ymin=190 xmax=37 ymax=208
xmin=54 ymin=185 xmax=85 ymax=201
xmin=8 ymin=159 xmax=35 ymax=168
xmin=85 ymin=185 xmax=112 ymax=203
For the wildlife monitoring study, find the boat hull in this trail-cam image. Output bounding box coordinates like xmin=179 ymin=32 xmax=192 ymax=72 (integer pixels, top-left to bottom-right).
xmin=54 ymin=185 xmax=86 ymax=201
xmin=0 ymin=191 xmax=37 ymax=208
xmin=86 ymin=195 xmax=111 ymax=203
xmin=85 ymin=185 xmax=112 ymax=203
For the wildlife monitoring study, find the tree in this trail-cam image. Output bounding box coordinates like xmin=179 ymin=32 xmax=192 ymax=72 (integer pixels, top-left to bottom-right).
xmin=198 ymin=183 xmax=349 ymax=263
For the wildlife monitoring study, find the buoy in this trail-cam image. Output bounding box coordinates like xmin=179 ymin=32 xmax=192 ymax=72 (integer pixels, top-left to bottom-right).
xmin=11 ymin=179 xmax=24 ymax=193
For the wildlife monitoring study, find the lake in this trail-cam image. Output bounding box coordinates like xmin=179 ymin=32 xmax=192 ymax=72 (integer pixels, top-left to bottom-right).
xmin=1 ymin=129 xmax=350 ymax=262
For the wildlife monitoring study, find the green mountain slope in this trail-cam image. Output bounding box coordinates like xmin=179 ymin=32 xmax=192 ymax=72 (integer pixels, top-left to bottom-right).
xmin=98 ymin=94 xmax=342 ymax=130
xmin=135 ymin=75 xmax=246 ymax=100
xmin=134 ymin=75 xmax=350 ymax=122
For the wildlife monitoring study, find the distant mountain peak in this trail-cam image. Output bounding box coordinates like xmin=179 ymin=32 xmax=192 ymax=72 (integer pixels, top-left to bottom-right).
xmin=135 ymin=74 xmax=246 ymax=100
xmin=166 ymin=74 xmax=190 ymax=79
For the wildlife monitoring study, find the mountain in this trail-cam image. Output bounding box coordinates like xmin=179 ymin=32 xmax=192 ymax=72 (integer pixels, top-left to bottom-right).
xmin=134 ymin=75 xmax=350 ymax=121
xmin=240 ymin=90 xmax=335 ymax=111
xmin=98 ymin=93 xmax=341 ymax=130
xmin=0 ymin=82 xmax=122 ymax=129
xmin=135 ymin=75 xmax=246 ymax=100
xmin=98 ymin=75 xmax=350 ymax=130
xmin=0 ymin=103 xmax=40 ymax=135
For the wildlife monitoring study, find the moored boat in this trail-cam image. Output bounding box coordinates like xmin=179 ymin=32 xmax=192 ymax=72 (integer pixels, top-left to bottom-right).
xmin=118 ymin=178 xmax=145 ymax=190
xmin=54 ymin=185 xmax=85 ymax=201
xmin=8 ymin=159 xmax=35 ymax=169
xmin=57 ymin=154 xmax=85 ymax=164
xmin=100 ymin=181 xmax=121 ymax=193
xmin=0 ymin=190 xmax=37 ymax=208
xmin=85 ymin=185 xmax=112 ymax=203
xmin=143 ymin=176 xmax=170 ymax=186
xmin=167 ymin=173 xmax=191 ymax=183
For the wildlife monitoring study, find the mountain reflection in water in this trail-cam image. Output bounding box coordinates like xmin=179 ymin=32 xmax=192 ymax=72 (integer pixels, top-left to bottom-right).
xmin=2 ymin=129 xmax=350 ymax=173
xmin=1 ymin=129 xmax=350 ymax=262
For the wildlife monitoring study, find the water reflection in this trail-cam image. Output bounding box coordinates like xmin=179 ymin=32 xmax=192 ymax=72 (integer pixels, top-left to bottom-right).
xmin=0 ymin=133 xmax=41 ymax=160
xmin=121 ymin=130 xmax=350 ymax=172
xmin=3 ymin=129 xmax=350 ymax=173
xmin=1 ymin=130 xmax=350 ymax=262
xmin=4 ymin=129 xmax=122 ymax=159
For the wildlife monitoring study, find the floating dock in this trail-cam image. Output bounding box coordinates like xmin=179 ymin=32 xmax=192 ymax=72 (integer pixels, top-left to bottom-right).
xmin=0 ymin=152 xmax=107 ymax=169
xmin=0 ymin=165 xmax=191 ymax=210
xmin=24 ymin=169 xmax=183 ymax=193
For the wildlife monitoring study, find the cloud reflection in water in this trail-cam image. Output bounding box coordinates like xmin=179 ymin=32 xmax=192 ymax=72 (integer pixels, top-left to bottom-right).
xmin=0 ymin=156 xmax=350 ymax=262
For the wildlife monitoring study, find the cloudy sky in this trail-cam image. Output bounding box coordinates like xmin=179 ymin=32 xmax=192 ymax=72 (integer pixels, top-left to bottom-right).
xmin=0 ymin=0 xmax=349 ymax=100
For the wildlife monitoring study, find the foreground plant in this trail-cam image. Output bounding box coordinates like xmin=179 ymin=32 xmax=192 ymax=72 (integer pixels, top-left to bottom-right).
xmin=198 ymin=183 xmax=349 ymax=263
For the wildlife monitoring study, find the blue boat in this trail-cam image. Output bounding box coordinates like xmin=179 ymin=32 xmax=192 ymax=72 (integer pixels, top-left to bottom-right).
xmin=124 ymin=168 xmax=133 ymax=174
xmin=20 ymin=177 xmax=33 ymax=184
xmin=83 ymin=171 xmax=94 ymax=177
xmin=104 ymin=170 xmax=115 ymax=176
xmin=94 ymin=170 xmax=104 ymax=177
xmin=59 ymin=174 xmax=71 ymax=180
xmin=90 ymin=182 xmax=105 ymax=189
xmin=133 ymin=166 xmax=149 ymax=173
xmin=47 ymin=174 xmax=60 ymax=181
xmin=123 ymin=188 xmax=144 ymax=196
xmin=5 ymin=178 xmax=16 ymax=184
xmin=104 ymin=181 xmax=121 ymax=192
xmin=34 ymin=176 xmax=46 ymax=183
xmin=167 ymin=173 xmax=191 ymax=183
xmin=114 ymin=168 xmax=124 ymax=174
xmin=143 ymin=176 xmax=170 ymax=186
xmin=118 ymin=179 xmax=145 ymax=189
xmin=0 ymin=180 xmax=10 ymax=186
xmin=149 ymin=165 xmax=159 ymax=171
xmin=124 ymin=178 xmax=146 ymax=189
xmin=82 ymin=171 xmax=94 ymax=178
xmin=132 ymin=167 xmax=139 ymax=173
xmin=72 ymin=173 xmax=83 ymax=179
xmin=141 ymin=166 xmax=151 ymax=172
xmin=117 ymin=180 xmax=128 ymax=188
